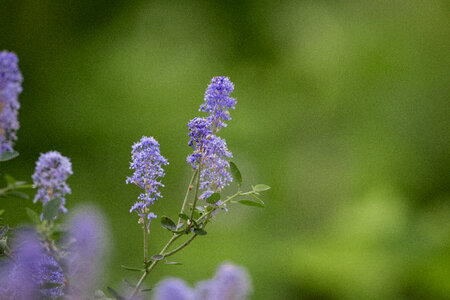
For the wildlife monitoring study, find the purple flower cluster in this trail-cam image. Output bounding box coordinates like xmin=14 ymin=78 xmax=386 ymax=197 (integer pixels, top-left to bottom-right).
xmin=187 ymin=77 xmax=235 ymax=201
xmin=0 ymin=232 xmax=65 ymax=300
xmin=32 ymin=151 xmax=73 ymax=214
xmin=0 ymin=51 xmax=23 ymax=155
xmin=200 ymin=76 xmax=236 ymax=130
xmin=126 ymin=136 xmax=168 ymax=225
xmin=153 ymin=262 xmax=252 ymax=300
xmin=66 ymin=207 xmax=109 ymax=297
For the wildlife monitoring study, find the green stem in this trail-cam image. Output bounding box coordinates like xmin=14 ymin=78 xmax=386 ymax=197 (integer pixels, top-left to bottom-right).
xmin=164 ymin=234 xmax=197 ymax=257
xmin=176 ymin=170 xmax=197 ymax=227
xmin=195 ymin=191 xmax=249 ymax=223
xmin=143 ymin=218 xmax=148 ymax=264
xmin=190 ymin=161 xmax=202 ymax=220
xmin=129 ymin=234 xmax=182 ymax=299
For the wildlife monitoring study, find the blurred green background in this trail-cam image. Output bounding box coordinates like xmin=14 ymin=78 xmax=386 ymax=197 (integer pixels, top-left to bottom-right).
xmin=1 ymin=0 xmax=449 ymax=299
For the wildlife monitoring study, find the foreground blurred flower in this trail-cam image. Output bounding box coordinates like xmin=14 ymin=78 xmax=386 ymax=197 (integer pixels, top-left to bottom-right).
xmin=0 ymin=51 xmax=22 ymax=156
xmin=32 ymin=151 xmax=73 ymax=214
xmin=66 ymin=207 xmax=109 ymax=297
xmin=0 ymin=231 xmax=65 ymax=299
xmin=153 ymin=278 xmax=194 ymax=300
xmin=153 ymin=262 xmax=251 ymax=300
xmin=126 ymin=136 xmax=168 ymax=227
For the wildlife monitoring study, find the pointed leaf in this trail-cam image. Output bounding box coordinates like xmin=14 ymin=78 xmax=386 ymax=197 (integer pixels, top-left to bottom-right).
xmin=122 ymin=279 xmax=135 ymax=287
xmin=237 ymin=200 xmax=264 ymax=208
xmin=229 ymin=162 xmax=242 ymax=188
xmin=250 ymin=194 xmax=265 ymax=205
xmin=161 ymin=216 xmax=176 ymax=231
xmin=6 ymin=190 xmax=29 ymax=200
xmin=0 ymin=225 xmax=9 ymax=239
xmin=4 ymin=175 xmax=16 ymax=184
xmin=141 ymin=288 xmax=152 ymax=292
xmin=205 ymin=192 xmax=221 ymax=204
xmin=178 ymin=213 xmax=189 ymax=220
xmin=107 ymin=287 xmax=125 ymax=300
xmin=0 ymin=151 xmax=19 ymax=162
xmin=151 ymin=254 xmax=164 ymax=261
xmin=26 ymin=208 xmax=41 ymax=225
xmin=121 ymin=265 xmax=143 ymax=272
xmin=164 ymin=261 xmax=183 ymax=265
xmin=42 ymin=197 xmax=61 ymax=221
xmin=253 ymin=184 xmax=271 ymax=192
xmin=193 ymin=228 xmax=207 ymax=236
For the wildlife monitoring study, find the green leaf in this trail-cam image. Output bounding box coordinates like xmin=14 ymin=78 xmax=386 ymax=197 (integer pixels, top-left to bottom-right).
xmin=41 ymin=282 xmax=62 ymax=289
xmin=229 ymin=162 xmax=242 ymax=189
xmin=193 ymin=228 xmax=207 ymax=236
xmin=4 ymin=175 xmax=16 ymax=184
xmin=0 ymin=209 xmax=4 ymax=216
xmin=6 ymin=190 xmax=29 ymax=200
xmin=141 ymin=288 xmax=152 ymax=292
xmin=42 ymin=197 xmax=61 ymax=221
xmin=122 ymin=279 xmax=135 ymax=287
xmin=178 ymin=213 xmax=189 ymax=220
xmin=206 ymin=192 xmax=221 ymax=204
xmin=26 ymin=208 xmax=41 ymax=224
xmin=161 ymin=216 xmax=176 ymax=231
xmin=106 ymin=287 xmax=125 ymax=300
xmin=164 ymin=261 xmax=183 ymax=265
xmin=253 ymin=184 xmax=271 ymax=192
xmin=120 ymin=265 xmax=143 ymax=272
xmin=151 ymin=254 xmax=164 ymax=261
xmin=94 ymin=290 xmax=113 ymax=300
xmin=250 ymin=194 xmax=265 ymax=205
xmin=0 ymin=151 xmax=19 ymax=162
xmin=237 ymin=200 xmax=264 ymax=208
xmin=0 ymin=225 xmax=9 ymax=239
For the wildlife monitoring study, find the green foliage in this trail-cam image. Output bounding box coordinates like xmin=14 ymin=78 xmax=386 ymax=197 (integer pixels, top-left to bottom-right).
xmin=160 ymin=216 xmax=177 ymax=231
xmin=253 ymin=184 xmax=271 ymax=192
xmin=42 ymin=197 xmax=61 ymax=221
xmin=229 ymin=162 xmax=242 ymax=189
xmin=0 ymin=151 xmax=19 ymax=162
xmin=237 ymin=200 xmax=264 ymax=208
xmin=205 ymin=192 xmax=221 ymax=204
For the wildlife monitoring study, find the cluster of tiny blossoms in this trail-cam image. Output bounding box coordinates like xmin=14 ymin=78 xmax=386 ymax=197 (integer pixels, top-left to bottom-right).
xmin=187 ymin=76 xmax=235 ymax=200
xmin=0 ymin=51 xmax=23 ymax=155
xmin=32 ymin=151 xmax=73 ymax=214
xmin=153 ymin=262 xmax=252 ymax=300
xmin=0 ymin=232 xmax=65 ymax=300
xmin=126 ymin=136 xmax=168 ymax=226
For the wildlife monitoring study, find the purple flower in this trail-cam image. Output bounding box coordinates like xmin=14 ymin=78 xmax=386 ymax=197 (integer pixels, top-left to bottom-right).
xmin=194 ymin=262 xmax=252 ymax=300
xmin=187 ymin=77 xmax=236 ymax=202
xmin=32 ymin=151 xmax=73 ymax=214
xmin=0 ymin=51 xmax=23 ymax=155
xmin=200 ymin=76 xmax=236 ymax=130
xmin=153 ymin=278 xmax=194 ymax=300
xmin=66 ymin=207 xmax=109 ymax=297
xmin=126 ymin=136 xmax=168 ymax=225
xmin=0 ymin=231 xmax=65 ymax=299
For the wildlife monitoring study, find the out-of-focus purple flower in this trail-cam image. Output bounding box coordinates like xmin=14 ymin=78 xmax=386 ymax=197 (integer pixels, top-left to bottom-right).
xmin=153 ymin=278 xmax=194 ymax=300
xmin=194 ymin=262 xmax=252 ymax=300
xmin=34 ymin=254 xmax=65 ymax=299
xmin=200 ymin=76 xmax=236 ymax=130
xmin=126 ymin=136 xmax=168 ymax=225
xmin=0 ymin=231 xmax=65 ymax=300
xmin=66 ymin=207 xmax=109 ymax=297
xmin=0 ymin=51 xmax=22 ymax=155
xmin=32 ymin=151 xmax=73 ymax=214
